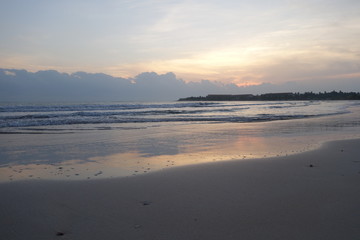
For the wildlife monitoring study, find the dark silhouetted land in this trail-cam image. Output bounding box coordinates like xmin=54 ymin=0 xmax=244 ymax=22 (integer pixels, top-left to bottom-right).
xmin=179 ymin=91 xmax=360 ymax=101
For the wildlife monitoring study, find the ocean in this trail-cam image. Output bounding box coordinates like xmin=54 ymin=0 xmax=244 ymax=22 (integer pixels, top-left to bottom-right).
xmin=0 ymin=101 xmax=353 ymax=129
xmin=1 ymin=100 xmax=360 ymax=181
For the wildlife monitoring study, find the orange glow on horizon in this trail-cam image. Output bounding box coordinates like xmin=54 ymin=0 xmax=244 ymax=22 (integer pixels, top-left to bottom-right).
xmin=235 ymin=81 xmax=263 ymax=87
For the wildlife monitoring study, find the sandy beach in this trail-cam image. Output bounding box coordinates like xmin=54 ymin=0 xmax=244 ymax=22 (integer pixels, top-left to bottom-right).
xmin=1 ymin=138 xmax=360 ymax=240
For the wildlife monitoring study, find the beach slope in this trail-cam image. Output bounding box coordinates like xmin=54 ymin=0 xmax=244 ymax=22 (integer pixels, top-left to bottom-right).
xmin=1 ymin=139 xmax=360 ymax=240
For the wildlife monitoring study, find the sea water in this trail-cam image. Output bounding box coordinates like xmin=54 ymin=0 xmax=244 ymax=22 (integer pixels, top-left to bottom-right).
xmin=1 ymin=100 xmax=360 ymax=181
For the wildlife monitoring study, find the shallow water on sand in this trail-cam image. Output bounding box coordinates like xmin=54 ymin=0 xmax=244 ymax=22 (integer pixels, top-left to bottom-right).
xmin=1 ymin=102 xmax=360 ymax=182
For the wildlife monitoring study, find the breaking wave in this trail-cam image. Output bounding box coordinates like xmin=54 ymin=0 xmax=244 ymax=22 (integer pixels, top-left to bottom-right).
xmin=0 ymin=101 xmax=353 ymax=129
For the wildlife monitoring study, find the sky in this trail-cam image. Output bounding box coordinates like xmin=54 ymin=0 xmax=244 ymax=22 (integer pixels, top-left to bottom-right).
xmin=1 ymin=0 xmax=360 ymax=92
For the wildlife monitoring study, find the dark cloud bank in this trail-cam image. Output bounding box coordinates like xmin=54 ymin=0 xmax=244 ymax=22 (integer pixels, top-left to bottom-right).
xmin=1 ymin=68 xmax=359 ymax=102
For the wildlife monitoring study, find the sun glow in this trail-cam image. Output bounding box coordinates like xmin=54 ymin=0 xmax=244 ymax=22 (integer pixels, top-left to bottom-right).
xmin=235 ymin=81 xmax=263 ymax=87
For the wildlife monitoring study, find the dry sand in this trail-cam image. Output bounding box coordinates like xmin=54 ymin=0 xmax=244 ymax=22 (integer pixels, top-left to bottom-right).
xmin=1 ymin=138 xmax=360 ymax=240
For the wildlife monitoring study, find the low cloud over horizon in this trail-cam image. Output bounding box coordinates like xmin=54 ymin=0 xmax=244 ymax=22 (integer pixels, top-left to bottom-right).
xmin=1 ymin=68 xmax=360 ymax=102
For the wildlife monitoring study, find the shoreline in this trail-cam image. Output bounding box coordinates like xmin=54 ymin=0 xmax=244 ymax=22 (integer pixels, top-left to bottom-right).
xmin=1 ymin=138 xmax=360 ymax=239
xmin=1 ymin=100 xmax=360 ymax=182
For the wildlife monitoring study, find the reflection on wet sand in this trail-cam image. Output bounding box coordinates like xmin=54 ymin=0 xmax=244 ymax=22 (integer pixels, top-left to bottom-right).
xmin=0 ymin=134 xmax=324 ymax=182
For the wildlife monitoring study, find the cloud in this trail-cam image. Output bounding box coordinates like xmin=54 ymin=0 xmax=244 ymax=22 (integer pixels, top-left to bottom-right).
xmin=4 ymin=70 xmax=16 ymax=76
xmin=0 ymin=69 xmax=241 ymax=102
xmin=1 ymin=68 xmax=359 ymax=102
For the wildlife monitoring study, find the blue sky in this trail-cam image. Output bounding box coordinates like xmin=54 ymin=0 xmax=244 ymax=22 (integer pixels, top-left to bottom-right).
xmin=1 ymin=0 xmax=360 ymax=89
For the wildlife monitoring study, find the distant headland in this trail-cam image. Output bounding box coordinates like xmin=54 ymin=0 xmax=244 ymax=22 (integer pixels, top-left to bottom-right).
xmin=178 ymin=91 xmax=360 ymax=101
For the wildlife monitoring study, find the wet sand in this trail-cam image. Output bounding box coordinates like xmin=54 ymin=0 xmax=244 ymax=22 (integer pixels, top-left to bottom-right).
xmin=1 ymin=138 xmax=360 ymax=240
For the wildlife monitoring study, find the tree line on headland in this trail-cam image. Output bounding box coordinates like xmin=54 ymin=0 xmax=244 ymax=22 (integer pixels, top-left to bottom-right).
xmin=178 ymin=91 xmax=360 ymax=101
